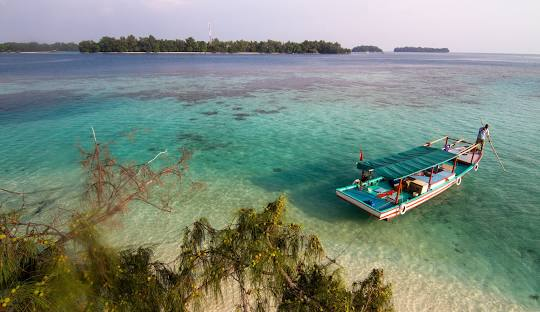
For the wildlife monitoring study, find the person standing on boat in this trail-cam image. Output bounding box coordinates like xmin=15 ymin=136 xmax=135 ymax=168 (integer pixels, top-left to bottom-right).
xmin=476 ymin=124 xmax=490 ymax=150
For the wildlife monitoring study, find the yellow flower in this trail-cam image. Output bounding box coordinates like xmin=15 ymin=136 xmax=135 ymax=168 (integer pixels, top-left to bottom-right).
xmin=4 ymin=297 xmax=11 ymax=303
xmin=0 ymin=234 xmax=6 ymax=239
xmin=11 ymin=288 xmax=16 ymax=294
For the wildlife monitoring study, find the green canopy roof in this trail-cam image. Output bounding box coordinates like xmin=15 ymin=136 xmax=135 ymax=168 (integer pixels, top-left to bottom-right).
xmin=356 ymin=146 xmax=456 ymax=180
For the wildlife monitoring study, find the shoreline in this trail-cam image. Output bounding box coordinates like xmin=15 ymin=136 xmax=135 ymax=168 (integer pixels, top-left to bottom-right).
xmin=3 ymin=51 xmax=540 ymax=56
xmin=1 ymin=51 xmax=347 ymax=55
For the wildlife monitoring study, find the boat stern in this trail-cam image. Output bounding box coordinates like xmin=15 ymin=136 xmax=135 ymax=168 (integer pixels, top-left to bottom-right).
xmin=336 ymin=185 xmax=385 ymax=219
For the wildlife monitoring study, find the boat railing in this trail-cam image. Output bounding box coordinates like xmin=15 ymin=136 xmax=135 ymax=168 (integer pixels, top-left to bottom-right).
xmin=426 ymin=136 xmax=475 ymax=147
xmin=425 ymin=136 xmax=449 ymax=146
xmin=361 ymin=176 xmax=384 ymax=187
xmin=454 ymin=143 xmax=480 ymax=156
xmin=446 ymin=137 xmax=474 ymax=145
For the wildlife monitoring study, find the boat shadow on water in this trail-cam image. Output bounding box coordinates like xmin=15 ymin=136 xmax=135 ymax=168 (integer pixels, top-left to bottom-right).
xmin=248 ymin=160 xmax=372 ymax=222
xmin=249 ymin=152 xmax=479 ymax=225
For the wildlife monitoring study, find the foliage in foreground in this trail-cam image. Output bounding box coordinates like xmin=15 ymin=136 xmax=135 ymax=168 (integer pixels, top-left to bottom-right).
xmin=0 ymin=137 xmax=392 ymax=311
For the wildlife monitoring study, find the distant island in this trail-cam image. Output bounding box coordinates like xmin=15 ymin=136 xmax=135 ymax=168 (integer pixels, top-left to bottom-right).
xmin=352 ymin=45 xmax=383 ymax=53
xmin=1 ymin=36 xmax=350 ymax=54
xmin=0 ymin=42 xmax=78 ymax=52
xmin=394 ymin=47 xmax=449 ymax=53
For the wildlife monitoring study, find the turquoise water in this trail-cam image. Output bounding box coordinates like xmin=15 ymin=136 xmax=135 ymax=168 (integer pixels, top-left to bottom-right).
xmin=1 ymin=53 xmax=539 ymax=311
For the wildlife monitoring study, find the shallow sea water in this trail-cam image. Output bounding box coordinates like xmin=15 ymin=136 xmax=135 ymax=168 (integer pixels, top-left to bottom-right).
xmin=0 ymin=53 xmax=539 ymax=311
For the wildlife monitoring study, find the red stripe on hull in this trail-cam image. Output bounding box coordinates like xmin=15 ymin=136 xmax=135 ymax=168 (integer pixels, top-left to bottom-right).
xmin=381 ymin=180 xmax=456 ymax=219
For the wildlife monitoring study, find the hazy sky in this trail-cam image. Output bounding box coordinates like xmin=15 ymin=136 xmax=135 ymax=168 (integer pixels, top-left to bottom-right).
xmin=1 ymin=0 xmax=539 ymax=53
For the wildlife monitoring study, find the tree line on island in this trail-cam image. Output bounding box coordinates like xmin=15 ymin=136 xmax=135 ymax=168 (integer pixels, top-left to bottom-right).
xmin=394 ymin=47 xmax=449 ymax=53
xmin=352 ymin=45 xmax=383 ymax=53
xmin=79 ymin=35 xmax=351 ymax=54
xmin=0 ymin=42 xmax=79 ymax=52
xmin=0 ymin=38 xmax=353 ymax=54
xmin=0 ymin=134 xmax=394 ymax=311
xmin=0 ymin=38 xmax=450 ymax=54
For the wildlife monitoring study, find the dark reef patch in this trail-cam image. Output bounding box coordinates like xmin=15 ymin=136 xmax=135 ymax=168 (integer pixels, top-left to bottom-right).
xmin=233 ymin=112 xmax=251 ymax=120
xmin=113 ymin=88 xmax=253 ymax=104
xmin=272 ymin=168 xmax=283 ymax=173
xmin=0 ymin=89 xmax=84 ymax=112
xmin=375 ymin=98 xmax=392 ymax=105
xmin=254 ymin=108 xmax=280 ymax=115
xmin=118 ymin=128 xmax=151 ymax=142
xmin=242 ymin=76 xmax=349 ymax=93
xmin=177 ymin=133 xmax=205 ymax=143
xmin=106 ymin=76 xmax=351 ymax=105
xmin=176 ymin=132 xmax=231 ymax=151
xmin=201 ymin=111 xmax=218 ymax=116
xmin=199 ymin=142 xmax=232 ymax=151
xmin=461 ymin=99 xmax=480 ymax=105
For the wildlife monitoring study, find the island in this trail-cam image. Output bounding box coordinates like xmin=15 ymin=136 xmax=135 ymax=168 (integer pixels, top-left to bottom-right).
xmin=394 ymin=47 xmax=449 ymax=53
xmin=0 ymin=42 xmax=78 ymax=52
xmin=1 ymin=37 xmax=351 ymax=54
xmin=352 ymin=45 xmax=383 ymax=53
xmin=78 ymin=35 xmax=351 ymax=54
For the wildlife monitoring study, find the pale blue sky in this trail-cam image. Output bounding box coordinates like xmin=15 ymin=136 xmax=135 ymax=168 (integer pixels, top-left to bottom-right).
xmin=1 ymin=0 xmax=539 ymax=53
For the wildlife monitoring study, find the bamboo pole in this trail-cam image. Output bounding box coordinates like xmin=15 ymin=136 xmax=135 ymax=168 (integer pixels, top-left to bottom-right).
xmin=479 ymin=119 xmax=507 ymax=172
xmin=487 ymin=136 xmax=507 ymax=171
xmin=426 ymin=136 xmax=448 ymax=146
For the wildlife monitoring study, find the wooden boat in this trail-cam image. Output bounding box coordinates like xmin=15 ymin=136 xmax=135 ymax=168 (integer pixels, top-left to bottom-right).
xmin=336 ymin=136 xmax=483 ymax=220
